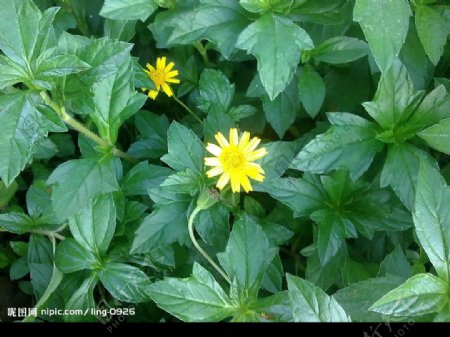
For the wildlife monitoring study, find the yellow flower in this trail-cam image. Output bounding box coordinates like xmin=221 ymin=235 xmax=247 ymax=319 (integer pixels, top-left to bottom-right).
xmin=204 ymin=128 xmax=268 ymax=193
xmin=143 ymin=56 xmax=180 ymax=100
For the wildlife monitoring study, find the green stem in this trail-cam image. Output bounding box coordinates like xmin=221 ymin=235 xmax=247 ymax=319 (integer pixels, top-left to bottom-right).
xmin=188 ymin=207 xmax=231 ymax=284
xmin=173 ymin=95 xmax=203 ymax=124
xmin=193 ymin=41 xmax=214 ymax=68
xmin=40 ymin=92 xmax=138 ymax=164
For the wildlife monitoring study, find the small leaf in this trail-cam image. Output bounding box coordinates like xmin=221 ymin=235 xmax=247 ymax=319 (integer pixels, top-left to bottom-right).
xmin=122 ymin=161 xmax=172 ymax=196
xmin=161 ymin=169 xmax=204 ymax=195
xmin=298 ymin=65 xmax=326 ymax=118
xmin=287 ymin=274 xmax=350 ymax=322
xmin=55 ymin=238 xmax=98 ymax=273
xmin=196 ymin=69 xmax=234 ymax=114
xmin=418 ymin=118 xmax=450 ymax=155
xmin=311 ymin=36 xmax=368 ymax=64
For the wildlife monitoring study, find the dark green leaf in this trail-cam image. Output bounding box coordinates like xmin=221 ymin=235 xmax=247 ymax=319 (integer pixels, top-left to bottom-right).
xmin=196 ymin=69 xmax=234 ymax=114
xmin=55 ymin=238 xmax=98 ymax=273
xmin=298 ymin=65 xmax=325 ymax=118
xmin=122 ymin=161 xmax=172 ymax=196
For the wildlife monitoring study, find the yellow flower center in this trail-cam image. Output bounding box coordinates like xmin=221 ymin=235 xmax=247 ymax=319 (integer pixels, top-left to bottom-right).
xmin=220 ymin=148 xmax=246 ymax=171
xmin=150 ymin=70 xmax=165 ymax=86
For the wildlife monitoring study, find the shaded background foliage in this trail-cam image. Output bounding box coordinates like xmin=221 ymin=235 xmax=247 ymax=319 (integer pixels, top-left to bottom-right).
xmin=0 ymin=0 xmax=449 ymax=323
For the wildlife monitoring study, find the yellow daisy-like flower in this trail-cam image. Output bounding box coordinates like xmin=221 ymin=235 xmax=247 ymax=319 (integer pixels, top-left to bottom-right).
xmin=143 ymin=56 xmax=180 ymax=100
xmin=205 ymin=128 xmax=268 ymax=193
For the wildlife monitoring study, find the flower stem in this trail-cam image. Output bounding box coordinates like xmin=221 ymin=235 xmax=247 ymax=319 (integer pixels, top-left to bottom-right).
xmin=40 ymin=91 xmax=138 ymax=164
xmin=188 ymin=206 xmax=231 ymax=284
xmin=172 ymin=95 xmax=203 ymax=124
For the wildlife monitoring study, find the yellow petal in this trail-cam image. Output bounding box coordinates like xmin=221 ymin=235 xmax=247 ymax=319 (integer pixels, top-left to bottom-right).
xmin=216 ymin=172 xmax=230 ymax=190
xmin=244 ymin=137 xmax=261 ymax=153
xmin=229 ymin=128 xmax=239 ymax=146
xmin=161 ymin=82 xmax=173 ymax=97
xmin=206 ymin=143 xmax=222 ymax=156
xmin=244 ymin=163 xmax=265 ymax=181
xmin=240 ymin=174 xmax=253 ymax=193
xmin=246 ymin=148 xmax=268 ymax=161
xmin=166 ymin=70 xmax=179 ymax=78
xmin=238 ymin=131 xmax=250 ymax=150
xmin=165 ymin=77 xmax=180 ymax=84
xmin=204 ymin=157 xmax=221 ymax=167
xmin=215 ymin=132 xmax=229 ymax=148
xmin=206 ymin=166 xmax=224 ymax=178
xmin=157 ymin=56 xmax=166 ymax=70
xmin=230 ymin=174 xmax=241 ymax=193
xmin=146 ymin=63 xmax=156 ymax=72
xmin=148 ymin=90 xmax=158 ymax=100
xmin=164 ymin=61 xmax=175 ymax=73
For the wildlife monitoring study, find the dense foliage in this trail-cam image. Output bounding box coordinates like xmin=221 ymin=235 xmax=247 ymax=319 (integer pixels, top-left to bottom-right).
xmin=0 ymin=0 xmax=449 ymax=323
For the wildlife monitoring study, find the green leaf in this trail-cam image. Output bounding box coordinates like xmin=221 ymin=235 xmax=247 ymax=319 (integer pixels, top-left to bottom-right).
xmin=418 ymin=118 xmax=450 ymax=155
xmin=292 ymin=117 xmax=383 ymax=179
xmin=258 ymin=174 xmax=326 ymax=217
xmin=104 ymin=19 xmax=137 ymax=42
xmin=236 ymin=13 xmax=313 ymax=100
xmin=150 ymin=0 xmax=250 ymax=58
xmin=128 ymin=111 xmax=169 ymax=159
xmin=148 ymin=262 xmax=234 ymax=322
xmin=334 ymin=276 xmax=404 ymax=321
xmin=35 ymin=52 xmax=90 ymax=77
xmin=203 ymin=109 xmax=236 ymax=143
xmin=311 ymin=36 xmax=368 ymax=64
xmin=10 ymin=257 xmax=29 ymax=280
xmin=380 ymin=143 xmax=429 ymax=211
xmin=262 ymin=254 xmax=284 ymax=293
xmin=122 ymin=161 xmax=172 ymax=196
xmin=298 ymin=65 xmax=325 ymax=118
xmin=262 ymin=76 xmax=299 ymax=137
xmin=10 ymin=241 xmax=28 ymax=256
xmin=0 ymin=213 xmax=34 ymax=234
xmin=369 ymin=273 xmax=449 ymax=316
xmin=218 ymin=214 xmax=277 ymax=296
xmin=68 ymin=194 xmax=116 ymax=257
xmin=196 ymin=203 xmax=230 ymax=250
xmin=239 ymin=0 xmax=295 ymax=14
xmin=353 ymin=0 xmax=412 ymax=72
xmin=415 ymin=5 xmax=448 ymax=65
xmin=27 ymin=235 xmax=54 ymax=299
xmin=380 ymin=246 xmax=412 ymax=280
xmin=98 ymin=262 xmax=152 ymax=303
xmin=55 ymin=238 xmax=98 ymax=273
xmin=161 ymin=169 xmax=204 ymax=195
xmin=47 ymin=158 xmax=119 ymax=221
xmin=161 ymin=121 xmax=205 ymax=173
xmin=64 ymin=274 xmax=97 ymax=322
xmin=196 ymin=69 xmax=234 ymax=114
xmin=100 ymin=0 xmax=158 ymax=21
xmin=0 ymin=92 xmax=48 ymax=185
xmin=91 ymin=58 xmax=146 ymax=143
xmin=286 ymin=274 xmax=350 ymax=322
xmin=131 ymin=196 xmax=190 ymax=254
xmin=0 ymin=55 xmax=27 ymax=89
xmin=413 ymin=160 xmax=450 ymax=283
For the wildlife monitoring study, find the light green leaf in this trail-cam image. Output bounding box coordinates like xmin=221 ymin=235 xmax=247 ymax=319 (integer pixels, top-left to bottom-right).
xmin=161 ymin=121 xmax=205 ymax=173
xmin=418 ymin=118 xmax=450 ymax=155
xmin=0 ymin=213 xmax=34 ymax=234
xmin=68 ymin=194 xmax=116 ymax=257
xmin=354 ymin=0 xmax=412 ymax=72
xmin=0 ymin=92 xmax=48 ymax=185
xmin=413 ymin=160 xmax=450 ymax=283
xmin=104 ymin=19 xmax=137 ymax=42
xmin=415 ymin=5 xmax=448 ymax=65
xmin=0 ymin=55 xmax=27 ymax=89
xmin=262 ymin=76 xmax=299 ymax=137
xmin=236 ymin=13 xmax=313 ymax=100
xmin=218 ymin=214 xmax=277 ymax=296
xmin=298 ymin=65 xmax=325 ymax=118
xmin=35 ymin=52 xmax=90 ymax=77
xmin=148 ymin=262 xmax=234 ymax=322
xmin=91 ymin=58 xmax=146 ymax=143
xmin=64 ymin=274 xmax=97 ymax=322
xmin=161 ymin=169 xmax=204 ymax=195
xmin=287 ymin=274 xmax=350 ymax=322
xmin=55 ymin=238 xmax=98 ymax=273
xmin=292 ymin=118 xmax=382 ymax=179
xmin=150 ymin=0 xmax=250 ymax=58
xmin=239 ymin=0 xmax=295 ymax=14
xmin=369 ymin=273 xmax=449 ymax=316
xmin=98 ymin=262 xmax=152 ymax=303
xmin=122 ymin=161 xmax=172 ymax=196
xmin=311 ymin=36 xmax=368 ymax=64
xmin=100 ymin=0 xmax=158 ymax=21
xmin=47 ymin=158 xmax=119 ymax=221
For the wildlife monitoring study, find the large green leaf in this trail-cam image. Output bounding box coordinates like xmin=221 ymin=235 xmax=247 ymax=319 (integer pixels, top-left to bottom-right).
xmin=0 ymin=92 xmax=48 ymax=185
xmin=369 ymin=273 xmax=449 ymax=316
xmin=418 ymin=118 xmax=450 ymax=155
xmin=287 ymin=274 xmax=350 ymax=322
xmin=68 ymin=194 xmax=116 ymax=257
xmin=150 ymin=0 xmax=250 ymax=58
xmin=415 ymin=5 xmax=448 ymax=66
xmin=55 ymin=238 xmax=98 ymax=273
xmin=98 ymin=262 xmax=152 ymax=303
xmin=413 ymin=160 xmax=450 ymax=283
xmin=91 ymin=58 xmax=146 ymax=144
xmin=47 ymin=158 xmax=119 ymax=221
xmin=236 ymin=13 xmax=313 ymax=100
xmin=217 ymin=214 xmax=277 ymax=297
xmin=291 ymin=114 xmax=382 ymax=179
xmin=161 ymin=121 xmax=205 ymax=173
xmin=353 ymin=0 xmax=412 ymax=72
xmin=149 ymin=263 xmax=234 ymax=322
xmin=100 ymin=0 xmax=158 ymax=21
